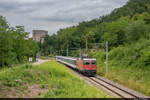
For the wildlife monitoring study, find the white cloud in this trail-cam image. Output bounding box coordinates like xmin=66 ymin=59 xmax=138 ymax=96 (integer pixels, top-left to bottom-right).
xmin=0 ymin=0 xmax=129 ymax=36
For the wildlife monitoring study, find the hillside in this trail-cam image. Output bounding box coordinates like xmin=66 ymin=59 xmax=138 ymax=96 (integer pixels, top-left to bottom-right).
xmin=40 ymin=0 xmax=150 ymax=96
xmin=41 ymin=0 xmax=150 ymax=55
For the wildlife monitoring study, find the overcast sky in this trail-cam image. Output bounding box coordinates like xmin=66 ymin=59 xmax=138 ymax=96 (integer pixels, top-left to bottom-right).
xmin=0 ymin=0 xmax=129 ymax=36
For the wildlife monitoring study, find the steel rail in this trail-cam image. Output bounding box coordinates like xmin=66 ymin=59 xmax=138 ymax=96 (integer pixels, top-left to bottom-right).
xmin=89 ymin=77 xmax=128 ymax=98
xmin=89 ymin=77 xmax=137 ymax=98
xmin=56 ymin=60 xmax=149 ymax=98
xmin=94 ymin=75 xmax=149 ymax=98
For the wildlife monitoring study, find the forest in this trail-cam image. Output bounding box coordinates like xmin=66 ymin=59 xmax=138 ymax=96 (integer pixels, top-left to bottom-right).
xmin=1 ymin=0 xmax=150 ymax=69
xmin=40 ymin=0 xmax=150 ymax=95
xmin=0 ymin=0 xmax=150 ymax=96
xmin=0 ymin=16 xmax=39 ymax=68
xmin=41 ymin=0 xmax=150 ymax=66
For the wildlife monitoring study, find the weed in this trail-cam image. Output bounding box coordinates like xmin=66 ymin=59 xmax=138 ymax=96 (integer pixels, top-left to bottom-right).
xmin=41 ymin=84 xmax=45 ymax=89
xmin=89 ymin=41 xmax=150 ymax=96
xmin=0 ymin=61 xmax=111 ymax=98
xmin=18 ymin=93 xmax=24 ymax=98
xmin=25 ymin=63 xmax=32 ymax=69
xmin=23 ymin=85 xmax=28 ymax=90
xmin=0 ymin=82 xmax=2 ymax=88
xmin=38 ymin=92 xmax=41 ymax=96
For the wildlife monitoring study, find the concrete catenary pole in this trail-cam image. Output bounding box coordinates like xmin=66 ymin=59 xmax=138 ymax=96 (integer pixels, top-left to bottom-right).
xmin=67 ymin=44 xmax=69 ymax=56
xmin=106 ymin=41 xmax=108 ymax=73
xmin=86 ymin=38 xmax=88 ymax=53
xmin=80 ymin=48 xmax=82 ymax=58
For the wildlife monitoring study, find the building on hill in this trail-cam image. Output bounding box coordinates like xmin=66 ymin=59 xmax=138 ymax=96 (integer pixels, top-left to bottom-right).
xmin=32 ymin=30 xmax=48 ymax=43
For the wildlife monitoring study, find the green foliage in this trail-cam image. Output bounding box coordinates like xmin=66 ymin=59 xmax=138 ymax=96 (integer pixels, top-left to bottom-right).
xmin=0 ymin=66 xmax=33 ymax=87
xmin=107 ymin=39 xmax=150 ymax=68
xmin=102 ymin=32 xmax=118 ymax=46
xmin=89 ymin=42 xmax=150 ymax=96
xmin=41 ymin=84 xmax=45 ymax=89
xmin=0 ymin=16 xmax=39 ymax=68
xmin=37 ymin=0 xmax=150 ymax=96
xmin=40 ymin=0 xmax=150 ymax=57
xmin=25 ymin=63 xmax=32 ymax=69
xmin=0 ymin=61 xmax=110 ymax=98
xmin=125 ymin=20 xmax=150 ymax=43
xmin=69 ymin=50 xmax=80 ymax=57
xmin=140 ymin=46 xmax=150 ymax=66
xmin=102 ymin=17 xmax=130 ymax=47
xmin=0 ymin=16 xmax=13 ymax=67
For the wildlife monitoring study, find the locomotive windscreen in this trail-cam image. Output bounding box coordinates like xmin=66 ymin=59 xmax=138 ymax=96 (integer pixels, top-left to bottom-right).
xmin=84 ymin=61 xmax=90 ymax=65
xmin=92 ymin=61 xmax=96 ymax=65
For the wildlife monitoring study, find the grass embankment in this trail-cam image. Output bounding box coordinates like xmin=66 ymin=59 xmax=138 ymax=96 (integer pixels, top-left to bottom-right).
xmin=0 ymin=61 xmax=110 ymax=98
xmin=38 ymin=56 xmax=54 ymax=60
xmin=89 ymin=40 xmax=150 ymax=96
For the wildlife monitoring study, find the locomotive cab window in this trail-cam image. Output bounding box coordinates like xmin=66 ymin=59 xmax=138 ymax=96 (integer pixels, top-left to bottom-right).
xmin=84 ymin=61 xmax=90 ymax=65
xmin=92 ymin=61 xmax=96 ymax=65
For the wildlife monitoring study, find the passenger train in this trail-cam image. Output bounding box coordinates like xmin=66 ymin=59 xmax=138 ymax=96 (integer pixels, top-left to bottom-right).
xmin=55 ymin=56 xmax=97 ymax=76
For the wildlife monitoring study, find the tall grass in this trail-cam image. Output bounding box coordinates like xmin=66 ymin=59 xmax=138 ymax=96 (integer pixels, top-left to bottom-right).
xmin=0 ymin=61 xmax=110 ymax=98
xmin=89 ymin=39 xmax=150 ymax=96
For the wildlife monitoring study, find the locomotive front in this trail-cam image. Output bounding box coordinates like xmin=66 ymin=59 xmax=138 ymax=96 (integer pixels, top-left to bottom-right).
xmin=82 ymin=58 xmax=97 ymax=76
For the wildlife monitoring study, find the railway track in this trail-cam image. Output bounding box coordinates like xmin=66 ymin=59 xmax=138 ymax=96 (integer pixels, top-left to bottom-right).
xmin=88 ymin=76 xmax=149 ymax=98
xmin=57 ymin=60 xmax=149 ymax=98
xmin=66 ymin=67 xmax=149 ymax=98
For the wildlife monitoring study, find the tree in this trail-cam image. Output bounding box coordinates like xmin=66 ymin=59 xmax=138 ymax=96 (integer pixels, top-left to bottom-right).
xmin=0 ymin=16 xmax=39 ymax=67
xmin=0 ymin=16 xmax=13 ymax=67
xmin=102 ymin=17 xmax=129 ymax=47
xmin=125 ymin=20 xmax=150 ymax=42
xmin=84 ymin=28 xmax=95 ymax=52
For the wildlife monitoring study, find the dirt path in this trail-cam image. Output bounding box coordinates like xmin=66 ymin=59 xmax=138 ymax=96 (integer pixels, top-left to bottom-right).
xmin=32 ymin=58 xmax=49 ymax=65
xmin=0 ymin=59 xmax=50 ymax=98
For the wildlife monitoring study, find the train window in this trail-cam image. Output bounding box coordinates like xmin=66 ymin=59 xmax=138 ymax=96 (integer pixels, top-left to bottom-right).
xmin=92 ymin=61 xmax=96 ymax=65
xmin=84 ymin=61 xmax=90 ymax=65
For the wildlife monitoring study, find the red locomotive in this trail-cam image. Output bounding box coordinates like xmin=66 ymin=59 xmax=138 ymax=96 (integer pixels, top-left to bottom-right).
xmin=55 ymin=56 xmax=97 ymax=76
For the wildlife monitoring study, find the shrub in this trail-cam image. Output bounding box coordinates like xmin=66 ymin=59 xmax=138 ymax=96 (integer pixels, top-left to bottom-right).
xmin=25 ymin=63 xmax=32 ymax=69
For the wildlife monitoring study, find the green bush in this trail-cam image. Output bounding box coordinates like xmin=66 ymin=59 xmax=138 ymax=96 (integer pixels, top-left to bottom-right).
xmin=0 ymin=16 xmax=39 ymax=68
xmin=105 ymin=39 xmax=150 ymax=68
xmin=0 ymin=61 xmax=110 ymax=98
xmin=25 ymin=63 xmax=32 ymax=69
xmin=89 ymin=39 xmax=150 ymax=96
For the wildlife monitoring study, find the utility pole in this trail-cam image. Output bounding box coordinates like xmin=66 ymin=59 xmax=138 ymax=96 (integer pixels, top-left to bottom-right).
xmin=80 ymin=48 xmax=82 ymax=58
xmin=59 ymin=50 xmax=61 ymax=55
xmin=67 ymin=44 xmax=69 ymax=56
xmin=106 ymin=41 xmax=108 ymax=73
xmin=86 ymin=38 xmax=88 ymax=53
